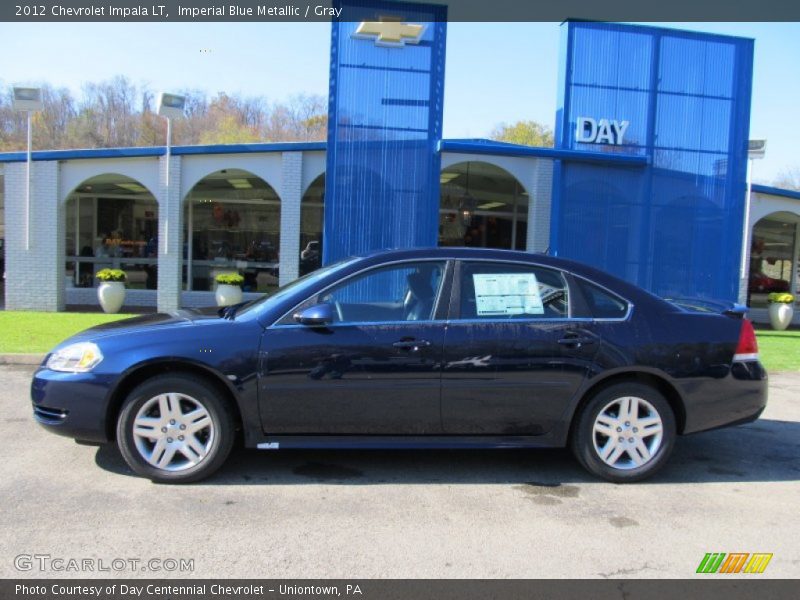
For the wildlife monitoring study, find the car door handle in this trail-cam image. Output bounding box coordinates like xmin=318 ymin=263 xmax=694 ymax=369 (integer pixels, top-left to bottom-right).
xmin=393 ymin=340 xmax=431 ymax=351
xmin=558 ymin=336 xmax=596 ymax=347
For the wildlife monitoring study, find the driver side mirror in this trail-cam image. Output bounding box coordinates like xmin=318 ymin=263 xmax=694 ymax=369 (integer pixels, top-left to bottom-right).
xmin=293 ymin=303 xmax=334 ymax=327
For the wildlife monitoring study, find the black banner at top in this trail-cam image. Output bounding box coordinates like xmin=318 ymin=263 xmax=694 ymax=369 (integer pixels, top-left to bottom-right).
xmin=2 ymin=0 xmax=800 ymax=22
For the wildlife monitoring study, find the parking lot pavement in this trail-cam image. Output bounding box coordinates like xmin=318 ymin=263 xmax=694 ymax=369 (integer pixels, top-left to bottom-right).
xmin=1 ymin=364 xmax=798 ymax=580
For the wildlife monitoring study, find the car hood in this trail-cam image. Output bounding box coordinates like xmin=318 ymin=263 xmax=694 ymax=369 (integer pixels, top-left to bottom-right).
xmin=63 ymin=308 xmax=224 ymax=343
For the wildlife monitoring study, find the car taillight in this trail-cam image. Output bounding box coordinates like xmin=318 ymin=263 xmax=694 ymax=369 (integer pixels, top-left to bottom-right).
xmin=733 ymin=319 xmax=759 ymax=362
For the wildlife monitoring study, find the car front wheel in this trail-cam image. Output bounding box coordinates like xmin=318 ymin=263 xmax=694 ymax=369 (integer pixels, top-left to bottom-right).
xmin=116 ymin=374 xmax=235 ymax=483
xmin=571 ymin=382 xmax=676 ymax=483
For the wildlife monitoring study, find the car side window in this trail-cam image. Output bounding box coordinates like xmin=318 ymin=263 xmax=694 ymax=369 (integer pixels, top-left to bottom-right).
xmin=314 ymin=261 xmax=446 ymax=324
xmin=579 ymin=280 xmax=629 ymax=319
xmin=459 ymin=262 xmax=569 ymax=320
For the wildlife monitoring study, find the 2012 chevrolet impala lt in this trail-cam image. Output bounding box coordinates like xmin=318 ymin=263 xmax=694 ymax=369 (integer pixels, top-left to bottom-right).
xmin=31 ymin=248 xmax=767 ymax=483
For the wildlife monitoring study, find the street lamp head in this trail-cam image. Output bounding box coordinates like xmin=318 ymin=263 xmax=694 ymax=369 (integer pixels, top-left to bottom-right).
xmin=12 ymin=87 xmax=44 ymax=112
xmin=157 ymin=92 xmax=186 ymax=119
xmin=748 ymin=139 xmax=767 ymax=160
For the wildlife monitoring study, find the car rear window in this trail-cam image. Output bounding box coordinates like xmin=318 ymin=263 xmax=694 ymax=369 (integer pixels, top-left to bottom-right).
xmin=580 ymin=280 xmax=629 ymax=319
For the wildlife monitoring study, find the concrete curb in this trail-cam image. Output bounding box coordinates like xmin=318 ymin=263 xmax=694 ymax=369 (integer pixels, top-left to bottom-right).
xmin=0 ymin=354 xmax=45 ymax=366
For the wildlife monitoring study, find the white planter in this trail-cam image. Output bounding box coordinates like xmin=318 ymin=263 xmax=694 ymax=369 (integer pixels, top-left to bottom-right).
xmin=97 ymin=281 xmax=126 ymax=314
xmin=215 ymin=284 xmax=243 ymax=307
xmin=768 ymin=303 xmax=794 ymax=331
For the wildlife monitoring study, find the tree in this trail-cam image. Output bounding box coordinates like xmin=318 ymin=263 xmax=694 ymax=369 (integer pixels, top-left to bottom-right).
xmin=774 ymin=167 xmax=800 ymax=191
xmin=0 ymin=77 xmax=329 ymax=150
xmin=37 ymin=86 xmax=77 ymax=149
xmin=289 ymin=94 xmax=328 ymax=141
xmin=490 ymin=120 xmax=554 ymax=148
xmin=0 ymin=84 xmax=30 ymax=151
xmin=199 ymin=114 xmax=261 ymax=145
xmin=263 ymin=94 xmax=327 ymax=142
xmin=173 ymin=89 xmax=210 ymax=145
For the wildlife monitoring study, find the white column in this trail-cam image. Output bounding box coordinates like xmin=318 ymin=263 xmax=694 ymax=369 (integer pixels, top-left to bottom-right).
xmin=526 ymin=158 xmax=554 ymax=253
xmin=157 ymin=154 xmax=182 ymax=312
xmin=792 ymin=222 xmax=800 ymax=304
xmin=278 ymin=151 xmax=303 ymax=286
xmin=737 ymin=157 xmax=756 ymax=305
xmin=738 ymin=240 xmax=752 ymax=307
xmin=738 ymin=194 xmax=756 ymax=306
xmin=4 ymin=160 xmax=64 ymax=311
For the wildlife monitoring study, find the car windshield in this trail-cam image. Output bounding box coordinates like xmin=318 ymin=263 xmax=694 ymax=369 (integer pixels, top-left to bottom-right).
xmin=233 ymin=257 xmax=360 ymax=318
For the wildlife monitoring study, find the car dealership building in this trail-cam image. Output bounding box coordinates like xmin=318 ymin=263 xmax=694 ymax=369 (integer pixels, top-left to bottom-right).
xmin=1 ymin=14 xmax=799 ymax=324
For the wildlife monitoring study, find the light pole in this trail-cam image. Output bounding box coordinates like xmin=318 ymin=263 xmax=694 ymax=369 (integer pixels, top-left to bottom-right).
xmin=12 ymin=87 xmax=43 ymax=251
xmin=741 ymin=139 xmax=767 ymax=285
xmin=156 ymin=92 xmax=187 ymax=256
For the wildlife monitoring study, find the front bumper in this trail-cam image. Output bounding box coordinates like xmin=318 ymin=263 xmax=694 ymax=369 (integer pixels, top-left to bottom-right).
xmin=30 ymin=367 xmax=118 ymax=443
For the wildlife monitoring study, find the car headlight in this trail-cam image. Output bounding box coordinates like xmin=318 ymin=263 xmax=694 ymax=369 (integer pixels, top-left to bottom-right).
xmin=46 ymin=342 xmax=103 ymax=372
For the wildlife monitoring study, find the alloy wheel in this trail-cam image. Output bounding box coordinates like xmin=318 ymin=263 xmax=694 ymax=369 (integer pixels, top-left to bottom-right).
xmin=591 ymin=396 xmax=664 ymax=470
xmin=131 ymin=393 xmax=215 ymax=472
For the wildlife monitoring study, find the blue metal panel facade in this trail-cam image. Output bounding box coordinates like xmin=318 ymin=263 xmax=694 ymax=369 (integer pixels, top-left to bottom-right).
xmin=554 ymin=22 xmax=754 ymax=303
xmin=323 ymin=0 xmax=447 ymax=265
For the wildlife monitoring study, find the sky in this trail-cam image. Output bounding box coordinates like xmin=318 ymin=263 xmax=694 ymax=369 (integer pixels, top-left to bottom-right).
xmin=0 ymin=20 xmax=797 ymax=184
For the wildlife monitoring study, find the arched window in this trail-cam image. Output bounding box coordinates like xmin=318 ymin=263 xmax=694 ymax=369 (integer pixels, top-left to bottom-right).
xmin=64 ymin=174 xmax=159 ymax=290
xmin=439 ymin=162 xmax=529 ymax=250
xmin=749 ymin=212 xmax=800 ymax=308
xmin=182 ymin=169 xmax=281 ymax=293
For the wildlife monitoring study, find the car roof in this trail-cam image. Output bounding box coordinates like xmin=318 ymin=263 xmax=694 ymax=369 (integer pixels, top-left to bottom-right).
xmin=353 ymin=247 xmax=671 ymax=310
xmin=357 ymin=247 xmax=594 ymax=275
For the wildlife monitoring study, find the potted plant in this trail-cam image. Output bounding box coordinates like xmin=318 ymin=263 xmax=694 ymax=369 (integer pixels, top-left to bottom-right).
xmin=767 ymin=292 xmax=795 ymax=331
xmin=95 ymin=268 xmax=127 ymax=314
xmin=215 ymin=272 xmax=244 ymax=307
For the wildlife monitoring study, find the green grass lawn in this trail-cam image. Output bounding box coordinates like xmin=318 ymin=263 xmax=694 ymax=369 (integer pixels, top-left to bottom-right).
xmin=754 ymin=328 xmax=800 ymax=372
xmin=0 ymin=311 xmax=798 ymax=372
xmin=0 ymin=311 xmax=136 ymax=354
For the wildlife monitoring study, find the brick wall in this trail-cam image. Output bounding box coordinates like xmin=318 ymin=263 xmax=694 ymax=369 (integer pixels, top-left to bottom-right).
xmin=66 ymin=288 xmax=156 ymax=307
xmin=279 ymin=152 xmax=302 ymax=286
xmin=526 ymin=159 xmax=554 ymax=254
xmin=4 ymin=160 xmax=64 ymax=311
xmin=156 ymin=155 xmax=182 ymax=312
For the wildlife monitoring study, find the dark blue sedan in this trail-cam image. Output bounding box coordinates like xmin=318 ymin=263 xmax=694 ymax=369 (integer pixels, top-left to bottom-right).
xmin=31 ymin=248 xmax=767 ymax=483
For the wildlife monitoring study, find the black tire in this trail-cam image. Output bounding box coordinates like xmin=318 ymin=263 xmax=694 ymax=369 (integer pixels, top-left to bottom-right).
xmin=116 ymin=374 xmax=235 ymax=483
xmin=571 ymin=382 xmax=676 ymax=483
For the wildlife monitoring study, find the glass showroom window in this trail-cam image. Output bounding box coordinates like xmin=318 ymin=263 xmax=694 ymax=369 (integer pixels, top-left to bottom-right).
xmin=65 ymin=179 xmax=159 ymax=290
xmin=300 ymin=174 xmax=325 ymax=276
xmin=183 ymin=170 xmax=281 ymax=294
xmin=439 ymin=162 xmax=529 ymax=251
xmin=749 ymin=216 xmax=798 ymax=308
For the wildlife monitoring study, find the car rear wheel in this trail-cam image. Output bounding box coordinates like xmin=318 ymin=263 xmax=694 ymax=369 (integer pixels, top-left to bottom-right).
xmin=116 ymin=374 xmax=235 ymax=483
xmin=571 ymin=382 xmax=676 ymax=483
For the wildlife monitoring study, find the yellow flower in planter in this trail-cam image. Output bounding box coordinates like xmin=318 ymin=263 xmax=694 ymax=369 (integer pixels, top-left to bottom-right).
xmin=214 ymin=272 xmax=244 ymax=307
xmin=95 ymin=269 xmax=127 ymax=314
xmin=768 ymin=292 xmax=795 ymax=304
xmin=95 ymin=268 xmax=127 ymax=283
xmin=214 ymin=273 xmax=244 ymax=287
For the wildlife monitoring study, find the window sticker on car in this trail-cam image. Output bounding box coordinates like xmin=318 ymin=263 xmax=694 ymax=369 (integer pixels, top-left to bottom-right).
xmin=472 ymin=273 xmax=545 ymax=316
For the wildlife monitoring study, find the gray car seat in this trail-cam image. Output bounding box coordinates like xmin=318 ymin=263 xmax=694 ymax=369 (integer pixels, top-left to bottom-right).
xmin=404 ymin=272 xmax=435 ymax=321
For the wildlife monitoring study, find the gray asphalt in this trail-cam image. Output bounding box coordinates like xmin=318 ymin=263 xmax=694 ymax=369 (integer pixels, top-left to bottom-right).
xmin=1 ymin=364 xmax=798 ymax=579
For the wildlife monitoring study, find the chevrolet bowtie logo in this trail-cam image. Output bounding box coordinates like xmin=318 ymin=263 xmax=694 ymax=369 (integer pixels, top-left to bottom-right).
xmin=353 ymin=19 xmax=425 ymax=47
